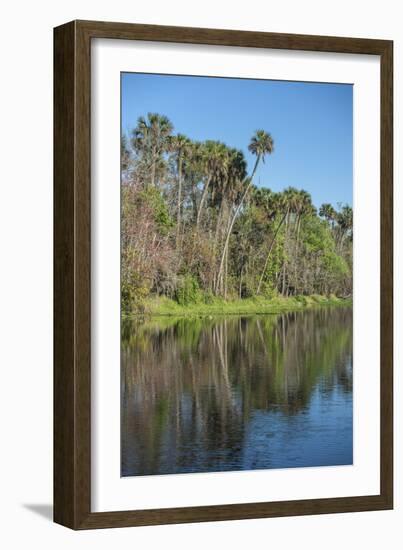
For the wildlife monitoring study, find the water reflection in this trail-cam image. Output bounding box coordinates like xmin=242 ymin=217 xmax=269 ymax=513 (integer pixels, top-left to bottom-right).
xmin=121 ymin=307 xmax=353 ymax=476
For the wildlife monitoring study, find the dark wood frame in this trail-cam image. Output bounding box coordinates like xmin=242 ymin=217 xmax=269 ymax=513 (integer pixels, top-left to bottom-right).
xmin=54 ymin=19 xmax=393 ymax=530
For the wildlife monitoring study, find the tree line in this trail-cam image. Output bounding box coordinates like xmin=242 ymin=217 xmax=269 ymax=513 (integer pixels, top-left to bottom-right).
xmin=121 ymin=112 xmax=353 ymax=313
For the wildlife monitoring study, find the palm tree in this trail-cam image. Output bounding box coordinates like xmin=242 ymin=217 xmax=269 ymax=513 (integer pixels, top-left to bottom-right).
xmin=182 ymin=140 xmax=203 ymax=221
xmin=167 ymin=133 xmax=192 ymax=242
xmin=214 ymin=147 xmax=247 ymax=295
xmin=256 ymin=193 xmax=288 ymax=295
xmin=253 ymin=187 xmax=278 ymax=220
xmin=338 ymin=205 xmax=353 ymax=230
xmin=295 ymin=190 xmax=314 ymax=241
xmin=336 ymin=205 xmax=353 ymax=246
xmin=121 ymin=135 xmax=131 ymax=185
xmin=196 ymin=141 xmax=228 ymax=227
xmin=215 ymin=130 xmax=274 ymax=294
xmin=279 ymin=187 xmax=301 ymax=295
xmin=292 ymin=190 xmax=315 ymax=294
xmin=131 ymin=113 xmax=173 ymax=187
xmin=319 ymin=203 xmax=337 ymax=227
xmin=248 ymin=130 xmax=275 ymax=180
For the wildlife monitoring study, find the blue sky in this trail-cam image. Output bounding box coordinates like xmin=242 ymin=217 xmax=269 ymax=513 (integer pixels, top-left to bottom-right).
xmin=121 ymin=73 xmax=352 ymax=208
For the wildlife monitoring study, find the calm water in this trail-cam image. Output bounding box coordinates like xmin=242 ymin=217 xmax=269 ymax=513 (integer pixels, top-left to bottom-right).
xmin=121 ymin=307 xmax=353 ymax=476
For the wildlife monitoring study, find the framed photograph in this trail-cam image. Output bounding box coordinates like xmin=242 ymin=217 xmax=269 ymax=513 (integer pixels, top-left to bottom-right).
xmin=54 ymin=20 xmax=393 ymax=529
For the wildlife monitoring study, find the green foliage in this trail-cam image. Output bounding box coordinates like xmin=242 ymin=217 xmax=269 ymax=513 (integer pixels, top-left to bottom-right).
xmin=295 ymin=295 xmax=310 ymax=306
xmin=137 ymin=294 xmax=351 ymax=317
xmin=121 ymin=112 xmax=353 ymax=312
xmin=175 ymin=275 xmax=202 ymax=306
xmin=121 ymin=263 xmax=149 ymax=314
xmin=302 ymin=216 xmax=332 ymax=253
xmin=203 ymin=290 xmax=215 ymax=304
xmin=138 ymin=187 xmax=174 ymax=235
xmin=257 ymin=282 xmax=278 ymax=299
xmin=322 ymin=250 xmax=348 ymax=277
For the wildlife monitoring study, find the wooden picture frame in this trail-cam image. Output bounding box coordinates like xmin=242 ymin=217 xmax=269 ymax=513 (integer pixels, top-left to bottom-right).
xmin=54 ymin=19 xmax=393 ymax=529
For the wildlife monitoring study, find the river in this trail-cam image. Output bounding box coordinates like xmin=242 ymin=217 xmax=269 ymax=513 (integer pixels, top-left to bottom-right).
xmin=121 ymin=307 xmax=353 ymax=476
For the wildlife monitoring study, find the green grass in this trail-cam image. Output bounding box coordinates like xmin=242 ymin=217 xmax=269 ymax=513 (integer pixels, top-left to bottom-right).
xmin=124 ymin=294 xmax=352 ymax=318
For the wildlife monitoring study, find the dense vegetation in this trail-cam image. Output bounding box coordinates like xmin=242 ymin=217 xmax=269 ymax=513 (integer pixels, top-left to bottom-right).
xmin=121 ymin=113 xmax=353 ymax=314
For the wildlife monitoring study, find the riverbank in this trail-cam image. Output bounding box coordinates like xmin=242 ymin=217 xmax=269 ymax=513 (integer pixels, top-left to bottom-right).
xmin=125 ymin=294 xmax=352 ymax=318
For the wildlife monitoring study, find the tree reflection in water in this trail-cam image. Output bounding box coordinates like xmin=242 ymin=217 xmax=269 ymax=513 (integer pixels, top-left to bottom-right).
xmin=121 ymin=307 xmax=352 ymax=476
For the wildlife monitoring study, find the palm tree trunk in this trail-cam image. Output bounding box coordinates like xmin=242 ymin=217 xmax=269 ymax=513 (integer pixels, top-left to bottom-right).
xmin=256 ymin=211 xmax=288 ymax=295
xmin=224 ymin=246 xmax=228 ymax=299
xmin=176 ymin=156 xmax=182 ymax=243
xmin=215 ymin=155 xmax=260 ymax=295
xmin=214 ymin=205 xmax=230 ymax=294
xmin=294 ymin=214 xmax=302 ymax=294
xmin=191 ymin=181 xmax=198 ymax=222
xmin=150 ymin=146 xmax=157 ymax=187
xmin=196 ymin=175 xmax=212 ymax=227
xmin=281 ymin=212 xmax=289 ymax=296
xmin=239 ymin=264 xmax=243 ymax=298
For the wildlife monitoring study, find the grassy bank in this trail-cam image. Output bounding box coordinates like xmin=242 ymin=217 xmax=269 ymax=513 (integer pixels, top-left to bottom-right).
xmin=125 ymin=294 xmax=352 ymax=318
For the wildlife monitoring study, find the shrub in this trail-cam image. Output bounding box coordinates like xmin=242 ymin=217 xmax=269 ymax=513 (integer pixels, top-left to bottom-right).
xmin=121 ymin=271 xmax=149 ymax=314
xmin=259 ymin=282 xmax=278 ymax=300
xmin=203 ymin=290 xmax=215 ymax=304
xmin=138 ymin=187 xmax=174 ymax=235
xmin=295 ymin=295 xmax=308 ymax=306
xmin=175 ymin=275 xmax=202 ymax=306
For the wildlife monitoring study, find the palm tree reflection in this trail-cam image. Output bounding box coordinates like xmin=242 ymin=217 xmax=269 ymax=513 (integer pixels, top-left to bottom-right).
xmin=122 ymin=307 xmax=352 ymax=475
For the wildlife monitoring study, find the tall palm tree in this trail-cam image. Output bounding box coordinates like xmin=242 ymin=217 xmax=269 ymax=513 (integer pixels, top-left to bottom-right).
xmin=279 ymin=187 xmax=301 ymax=295
xmin=214 ymin=148 xmax=247 ymax=295
xmin=196 ymin=141 xmax=228 ymax=227
xmin=295 ymin=190 xmax=314 ymax=241
xmin=336 ymin=205 xmax=353 ymax=246
xmin=180 ymin=140 xmax=201 ymax=220
xmin=337 ymin=205 xmax=353 ymax=230
xmin=215 ymin=130 xmax=274 ymax=294
xmin=167 ymin=133 xmax=192 ymax=242
xmin=131 ymin=113 xmax=173 ymax=187
xmin=292 ymin=190 xmax=314 ymax=294
xmin=256 ymin=192 xmax=288 ymax=295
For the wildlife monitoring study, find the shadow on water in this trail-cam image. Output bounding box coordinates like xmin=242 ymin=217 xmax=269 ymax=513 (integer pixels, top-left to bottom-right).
xmin=121 ymin=307 xmax=353 ymax=476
